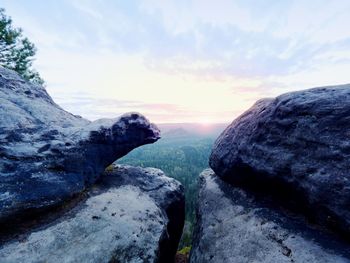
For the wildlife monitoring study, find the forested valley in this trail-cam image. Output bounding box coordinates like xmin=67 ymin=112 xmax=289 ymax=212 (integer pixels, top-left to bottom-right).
xmin=117 ymin=124 xmax=226 ymax=249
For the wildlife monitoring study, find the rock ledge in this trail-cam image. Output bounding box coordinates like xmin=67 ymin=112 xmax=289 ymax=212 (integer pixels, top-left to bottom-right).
xmin=190 ymin=169 xmax=350 ymax=263
xmin=0 ymin=165 xmax=185 ymax=263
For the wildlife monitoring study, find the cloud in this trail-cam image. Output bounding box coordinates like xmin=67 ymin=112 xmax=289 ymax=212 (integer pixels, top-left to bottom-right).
xmin=7 ymin=0 xmax=350 ymax=80
xmin=62 ymin=0 xmax=350 ymax=81
xmin=53 ymin=92 xmax=228 ymax=123
xmin=2 ymin=0 xmax=350 ymax=123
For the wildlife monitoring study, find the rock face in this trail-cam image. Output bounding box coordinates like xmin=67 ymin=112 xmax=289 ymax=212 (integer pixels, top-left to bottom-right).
xmin=0 ymin=164 xmax=185 ymax=263
xmin=190 ymin=169 xmax=350 ymax=263
xmin=210 ymin=86 xmax=350 ymax=235
xmin=0 ymin=66 xmax=160 ymax=223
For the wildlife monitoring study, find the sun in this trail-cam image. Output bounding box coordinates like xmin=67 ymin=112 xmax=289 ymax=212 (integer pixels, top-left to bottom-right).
xmin=198 ymin=118 xmax=214 ymax=125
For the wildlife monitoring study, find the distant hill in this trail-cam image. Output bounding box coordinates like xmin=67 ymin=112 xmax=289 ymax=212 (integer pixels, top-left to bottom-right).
xmin=157 ymin=123 xmax=229 ymax=139
xmin=161 ymin=128 xmax=194 ymax=139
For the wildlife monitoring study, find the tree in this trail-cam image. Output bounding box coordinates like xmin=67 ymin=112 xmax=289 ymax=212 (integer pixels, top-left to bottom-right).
xmin=0 ymin=8 xmax=44 ymax=85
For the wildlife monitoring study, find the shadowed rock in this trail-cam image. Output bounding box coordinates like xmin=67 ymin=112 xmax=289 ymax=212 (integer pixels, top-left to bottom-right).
xmin=0 ymin=66 xmax=160 ymax=222
xmin=190 ymin=169 xmax=350 ymax=263
xmin=0 ymin=164 xmax=185 ymax=263
xmin=210 ymin=86 xmax=350 ymax=235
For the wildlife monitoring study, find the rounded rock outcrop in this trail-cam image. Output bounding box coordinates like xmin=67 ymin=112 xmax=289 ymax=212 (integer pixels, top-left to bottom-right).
xmin=0 ymin=66 xmax=160 ymax=223
xmin=210 ymin=85 xmax=350 ymax=235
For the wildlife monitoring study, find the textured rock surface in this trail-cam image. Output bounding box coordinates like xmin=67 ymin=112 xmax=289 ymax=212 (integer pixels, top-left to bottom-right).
xmin=0 ymin=66 xmax=160 ymax=222
xmin=0 ymin=164 xmax=185 ymax=263
xmin=210 ymin=86 xmax=350 ymax=234
xmin=190 ymin=169 xmax=350 ymax=263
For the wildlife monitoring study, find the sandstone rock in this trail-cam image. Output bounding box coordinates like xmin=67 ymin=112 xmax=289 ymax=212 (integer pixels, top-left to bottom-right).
xmin=0 ymin=164 xmax=184 ymax=263
xmin=210 ymin=86 xmax=350 ymax=235
xmin=190 ymin=169 xmax=350 ymax=263
xmin=0 ymin=66 xmax=160 ymax=223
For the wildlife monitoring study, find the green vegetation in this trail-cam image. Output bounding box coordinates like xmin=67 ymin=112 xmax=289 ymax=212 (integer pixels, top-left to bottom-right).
xmin=0 ymin=8 xmax=44 ymax=85
xmin=117 ymin=133 xmax=216 ymax=248
xmin=178 ymin=246 xmax=191 ymax=255
xmin=177 ymin=246 xmax=191 ymax=258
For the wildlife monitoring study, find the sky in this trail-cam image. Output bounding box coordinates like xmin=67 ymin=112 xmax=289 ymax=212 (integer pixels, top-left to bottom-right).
xmin=2 ymin=0 xmax=350 ymax=123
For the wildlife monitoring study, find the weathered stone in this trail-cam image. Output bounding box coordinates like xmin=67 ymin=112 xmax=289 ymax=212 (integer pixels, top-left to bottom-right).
xmin=210 ymin=86 xmax=350 ymax=234
xmin=0 ymin=164 xmax=185 ymax=263
xmin=0 ymin=66 xmax=160 ymax=222
xmin=190 ymin=169 xmax=350 ymax=263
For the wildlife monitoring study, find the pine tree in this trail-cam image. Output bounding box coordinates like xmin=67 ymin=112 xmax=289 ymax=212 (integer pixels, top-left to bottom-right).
xmin=0 ymin=8 xmax=44 ymax=85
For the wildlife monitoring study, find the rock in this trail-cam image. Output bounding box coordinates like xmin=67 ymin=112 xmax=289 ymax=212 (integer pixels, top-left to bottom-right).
xmin=210 ymin=86 xmax=350 ymax=235
xmin=175 ymin=253 xmax=188 ymax=263
xmin=0 ymin=66 xmax=160 ymax=223
xmin=0 ymin=164 xmax=185 ymax=263
xmin=190 ymin=169 xmax=350 ymax=263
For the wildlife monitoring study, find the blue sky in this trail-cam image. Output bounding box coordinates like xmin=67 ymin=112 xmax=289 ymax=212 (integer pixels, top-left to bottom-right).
xmin=2 ymin=0 xmax=350 ymax=123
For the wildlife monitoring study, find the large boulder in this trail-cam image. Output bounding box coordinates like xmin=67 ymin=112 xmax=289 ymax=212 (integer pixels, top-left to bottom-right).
xmin=210 ymin=86 xmax=350 ymax=235
xmin=0 ymin=164 xmax=185 ymax=263
xmin=190 ymin=169 xmax=350 ymax=263
xmin=0 ymin=66 xmax=160 ymax=222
